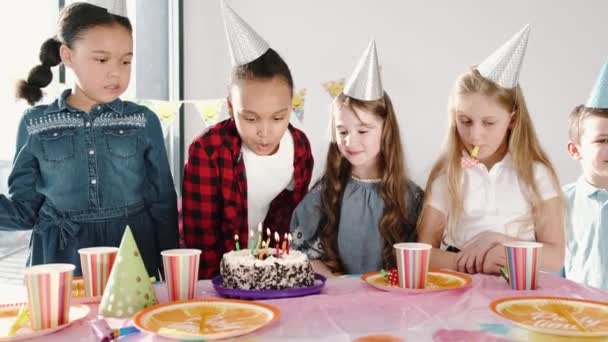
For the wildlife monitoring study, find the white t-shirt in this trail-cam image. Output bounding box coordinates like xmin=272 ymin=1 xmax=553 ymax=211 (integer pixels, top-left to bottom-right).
xmin=242 ymin=130 xmax=295 ymax=232
xmin=428 ymin=154 xmax=558 ymax=249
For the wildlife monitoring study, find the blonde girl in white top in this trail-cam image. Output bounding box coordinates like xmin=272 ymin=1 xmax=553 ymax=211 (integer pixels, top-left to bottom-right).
xmin=417 ymin=26 xmax=564 ymax=275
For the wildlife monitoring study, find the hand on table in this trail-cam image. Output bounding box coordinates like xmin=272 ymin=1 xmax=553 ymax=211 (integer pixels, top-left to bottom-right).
xmin=456 ymin=232 xmax=506 ymax=274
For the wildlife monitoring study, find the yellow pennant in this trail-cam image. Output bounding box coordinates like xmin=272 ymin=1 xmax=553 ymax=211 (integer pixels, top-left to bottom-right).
xmin=193 ymin=99 xmax=225 ymax=124
xmin=322 ymin=78 xmax=345 ymax=98
xmin=292 ymin=89 xmax=306 ymax=122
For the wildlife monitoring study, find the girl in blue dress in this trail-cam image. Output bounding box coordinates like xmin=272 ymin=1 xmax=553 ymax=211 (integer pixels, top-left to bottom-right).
xmin=290 ymin=41 xmax=422 ymax=276
xmin=1 ymin=1 xmax=178 ymax=276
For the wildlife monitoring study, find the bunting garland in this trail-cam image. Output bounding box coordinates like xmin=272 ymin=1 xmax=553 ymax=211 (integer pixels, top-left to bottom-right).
xmin=292 ymin=88 xmax=306 ymax=122
xmin=322 ymin=78 xmax=345 ymax=98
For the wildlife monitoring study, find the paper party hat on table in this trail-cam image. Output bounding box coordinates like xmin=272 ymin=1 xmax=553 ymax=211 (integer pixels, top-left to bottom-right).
xmin=221 ymin=0 xmax=270 ymax=67
xmin=84 ymin=0 xmax=128 ymax=17
xmin=586 ymin=61 xmax=608 ymax=109
xmin=343 ymin=40 xmax=384 ymax=101
xmin=476 ymin=24 xmax=531 ymax=89
xmin=98 ymin=226 xmax=157 ymax=318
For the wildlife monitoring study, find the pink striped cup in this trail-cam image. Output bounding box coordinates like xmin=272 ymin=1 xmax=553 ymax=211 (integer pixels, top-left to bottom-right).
xmin=393 ymin=243 xmax=432 ymax=289
xmin=23 ymin=263 xmax=75 ymax=330
xmin=161 ymin=249 xmax=201 ymax=301
xmin=78 ymin=247 xmax=118 ymax=297
xmin=503 ymin=241 xmax=543 ymax=290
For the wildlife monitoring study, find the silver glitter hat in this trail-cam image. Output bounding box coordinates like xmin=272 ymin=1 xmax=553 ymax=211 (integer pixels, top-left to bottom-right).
xmin=343 ymin=40 xmax=383 ymax=101
xmin=221 ymin=0 xmax=270 ymax=67
xmin=476 ymin=24 xmax=531 ymax=89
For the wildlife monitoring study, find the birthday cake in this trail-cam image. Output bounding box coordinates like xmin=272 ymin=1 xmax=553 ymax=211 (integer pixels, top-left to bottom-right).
xmin=220 ymin=249 xmax=315 ymax=290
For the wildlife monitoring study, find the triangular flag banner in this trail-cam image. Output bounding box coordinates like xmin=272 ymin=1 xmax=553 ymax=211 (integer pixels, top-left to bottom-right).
xmin=193 ymin=99 xmax=226 ymax=125
xmin=586 ymin=62 xmax=608 ymax=109
xmin=322 ymin=78 xmax=345 ymax=98
xmin=98 ymin=226 xmax=157 ymax=318
xmin=292 ymin=89 xmax=306 ymax=122
xmin=143 ymin=100 xmax=182 ymax=124
xmin=139 ymin=100 xmax=181 ymax=138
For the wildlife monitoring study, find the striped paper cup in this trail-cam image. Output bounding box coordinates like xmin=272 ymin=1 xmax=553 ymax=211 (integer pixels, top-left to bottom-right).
xmin=78 ymin=246 xmax=118 ymax=297
xmin=161 ymin=249 xmax=201 ymax=301
xmin=23 ymin=263 xmax=75 ymax=330
xmin=503 ymin=241 xmax=543 ymax=290
xmin=393 ymin=243 xmax=432 ymax=289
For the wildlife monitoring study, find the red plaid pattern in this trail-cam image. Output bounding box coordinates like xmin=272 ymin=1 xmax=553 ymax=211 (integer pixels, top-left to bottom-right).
xmin=182 ymin=119 xmax=314 ymax=279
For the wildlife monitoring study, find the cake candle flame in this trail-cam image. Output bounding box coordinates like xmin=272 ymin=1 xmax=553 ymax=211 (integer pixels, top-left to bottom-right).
xmin=258 ymin=241 xmax=266 ymax=260
xmin=255 ymin=222 xmax=262 ymax=253
xmin=248 ymin=229 xmax=255 ymax=251
xmin=234 ymin=234 xmax=240 ymax=251
xmin=274 ymin=232 xmax=280 ymax=257
xmin=264 ymin=228 xmax=271 ymax=252
xmin=281 ymin=232 xmax=288 ymax=255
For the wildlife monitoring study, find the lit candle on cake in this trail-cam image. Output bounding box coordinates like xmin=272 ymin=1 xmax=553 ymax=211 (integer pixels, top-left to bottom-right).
xmin=264 ymin=228 xmax=271 ymax=251
xmin=281 ymin=233 xmax=287 ymax=254
xmin=234 ymin=234 xmax=240 ymax=251
xmin=287 ymin=233 xmax=292 ymax=254
xmin=255 ymin=223 xmax=262 ymax=252
xmin=248 ymin=229 xmax=255 ymax=254
xmin=265 ymin=236 xmax=270 ymax=256
xmin=258 ymin=241 xmax=266 ymax=260
xmin=274 ymin=232 xmax=280 ymax=257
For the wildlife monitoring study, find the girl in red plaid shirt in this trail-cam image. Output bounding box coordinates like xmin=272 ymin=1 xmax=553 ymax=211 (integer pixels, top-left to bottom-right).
xmin=182 ymin=4 xmax=313 ymax=279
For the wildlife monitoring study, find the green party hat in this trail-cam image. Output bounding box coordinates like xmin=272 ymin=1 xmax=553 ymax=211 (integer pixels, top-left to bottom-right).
xmin=98 ymin=226 xmax=157 ymax=317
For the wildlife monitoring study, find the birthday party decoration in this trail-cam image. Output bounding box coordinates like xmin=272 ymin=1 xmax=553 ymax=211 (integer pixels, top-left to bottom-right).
xmin=98 ymin=226 xmax=157 ymax=318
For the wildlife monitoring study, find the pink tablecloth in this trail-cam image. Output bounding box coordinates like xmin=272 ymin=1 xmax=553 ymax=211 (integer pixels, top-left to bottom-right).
xmin=4 ymin=273 xmax=608 ymax=341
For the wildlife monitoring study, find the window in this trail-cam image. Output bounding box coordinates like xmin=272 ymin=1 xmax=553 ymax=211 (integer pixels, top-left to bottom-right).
xmin=0 ymin=1 xmax=58 ymax=163
xmin=0 ymin=1 xmax=182 ymax=279
xmin=0 ymin=1 xmax=58 ymax=283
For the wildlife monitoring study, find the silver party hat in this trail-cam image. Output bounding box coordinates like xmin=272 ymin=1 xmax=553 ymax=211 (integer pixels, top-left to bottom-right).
xmin=221 ymin=0 xmax=270 ymax=67
xmin=343 ymin=40 xmax=383 ymax=101
xmin=476 ymin=24 xmax=531 ymax=89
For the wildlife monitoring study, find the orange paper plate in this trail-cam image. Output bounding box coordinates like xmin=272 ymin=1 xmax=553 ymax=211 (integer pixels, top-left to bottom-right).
xmin=361 ymin=270 xmax=473 ymax=294
xmin=0 ymin=303 xmax=89 ymax=341
xmin=133 ymin=298 xmax=280 ymax=340
xmin=490 ymin=296 xmax=608 ymax=337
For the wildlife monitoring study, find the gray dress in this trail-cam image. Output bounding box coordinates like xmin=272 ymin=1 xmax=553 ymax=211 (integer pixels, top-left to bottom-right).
xmin=290 ymin=177 xmax=423 ymax=274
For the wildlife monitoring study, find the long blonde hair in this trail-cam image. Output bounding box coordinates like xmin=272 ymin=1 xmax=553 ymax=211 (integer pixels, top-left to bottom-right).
xmin=423 ymin=68 xmax=562 ymax=236
xmin=318 ymin=92 xmax=416 ymax=272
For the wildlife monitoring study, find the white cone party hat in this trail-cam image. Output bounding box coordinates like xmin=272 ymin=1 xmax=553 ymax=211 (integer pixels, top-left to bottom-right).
xmin=343 ymin=40 xmax=384 ymax=101
xmin=221 ymin=0 xmax=270 ymax=67
xmin=476 ymin=24 xmax=531 ymax=89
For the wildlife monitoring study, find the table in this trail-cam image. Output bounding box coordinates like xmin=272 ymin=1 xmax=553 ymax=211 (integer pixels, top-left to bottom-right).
xmin=2 ymin=272 xmax=607 ymax=341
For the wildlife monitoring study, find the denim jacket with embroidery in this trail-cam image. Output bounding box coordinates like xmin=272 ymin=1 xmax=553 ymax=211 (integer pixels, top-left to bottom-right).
xmin=0 ymin=89 xmax=178 ymax=253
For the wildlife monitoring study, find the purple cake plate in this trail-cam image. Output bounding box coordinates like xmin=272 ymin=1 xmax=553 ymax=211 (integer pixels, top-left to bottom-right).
xmin=212 ymin=273 xmax=327 ymax=300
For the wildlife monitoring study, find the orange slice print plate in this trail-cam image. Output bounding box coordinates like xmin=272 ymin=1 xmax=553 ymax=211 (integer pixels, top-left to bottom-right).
xmin=133 ymin=298 xmax=280 ymax=340
xmin=491 ymin=296 xmax=608 ymax=337
xmin=0 ymin=303 xmax=89 ymax=341
xmin=361 ymin=270 xmax=473 ymax=294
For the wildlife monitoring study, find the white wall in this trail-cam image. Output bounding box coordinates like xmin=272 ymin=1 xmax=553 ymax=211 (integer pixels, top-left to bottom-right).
xmin=183 ymin=0 xmax=608 ymax=188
